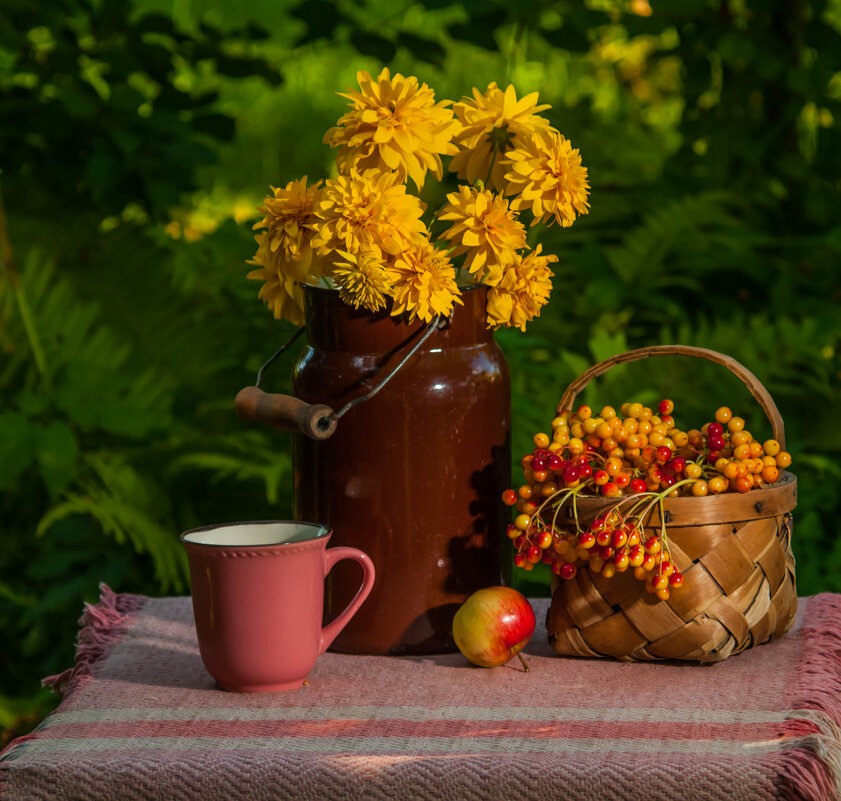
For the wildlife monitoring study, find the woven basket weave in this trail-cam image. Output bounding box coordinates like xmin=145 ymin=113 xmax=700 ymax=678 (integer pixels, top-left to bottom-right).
xmin=546 ymin=345 xmax=797 ymax=663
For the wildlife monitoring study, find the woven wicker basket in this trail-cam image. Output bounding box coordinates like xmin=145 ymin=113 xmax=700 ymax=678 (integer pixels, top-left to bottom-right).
xmin=546 ymin=345 xmax=797 ymax=663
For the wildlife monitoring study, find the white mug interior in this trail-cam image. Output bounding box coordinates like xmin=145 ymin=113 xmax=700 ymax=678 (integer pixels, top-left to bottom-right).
xmin=181 ymin=521 xmax=329 ymax=547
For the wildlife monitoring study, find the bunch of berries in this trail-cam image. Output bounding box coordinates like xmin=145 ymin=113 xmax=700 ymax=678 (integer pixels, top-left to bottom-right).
xmin=502 ymin=400 xmax=793 ymax=599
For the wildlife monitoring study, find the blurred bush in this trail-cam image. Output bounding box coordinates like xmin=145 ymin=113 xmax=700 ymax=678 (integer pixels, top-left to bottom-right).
xmin=1 ymin=0 xmax=840 ymax=734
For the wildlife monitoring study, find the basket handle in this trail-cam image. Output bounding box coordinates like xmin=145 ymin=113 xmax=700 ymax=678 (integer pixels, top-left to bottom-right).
xmin=556 ymin=345 xmax=786 ymax=450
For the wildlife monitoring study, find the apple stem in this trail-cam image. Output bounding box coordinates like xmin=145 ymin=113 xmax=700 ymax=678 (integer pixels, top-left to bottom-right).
xmin=517 ymin=652 xmax=530 ymax=672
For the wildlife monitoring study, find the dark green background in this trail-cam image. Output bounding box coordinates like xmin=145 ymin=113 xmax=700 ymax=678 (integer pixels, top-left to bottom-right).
xmin=2 ymin=0 xmax=840 ymax=737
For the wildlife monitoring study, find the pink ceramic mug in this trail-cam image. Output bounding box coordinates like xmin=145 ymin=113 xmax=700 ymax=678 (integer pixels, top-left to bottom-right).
xmin=181 ymin=521 xmax=375 ymax=692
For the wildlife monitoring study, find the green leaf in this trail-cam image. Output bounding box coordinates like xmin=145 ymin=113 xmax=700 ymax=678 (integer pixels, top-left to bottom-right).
xmin=290 ymin=0 xmax=346 ymax=44
xmin=397 ymin=32 xmax=446 ymax=67
xmin=34 ymin=420 xmax=78 ymax=498
xmin=448 ymin=8 xmax=507 ymax=50
xmin=0 ymin=411 xmax=34 ymax=489
xmin=349 ymin=30 xmax=397 ymax=63
xmin=539 ymin=25 xmax=591 ymax=53
xmin=191 ymin=112 xmax=236 ymax=141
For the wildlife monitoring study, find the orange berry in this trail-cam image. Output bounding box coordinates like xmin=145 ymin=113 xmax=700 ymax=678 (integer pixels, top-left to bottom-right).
xmin=708 ymin=475 xmax=729 ymax=494
xmin=734 ymin=476 xmax=752 ymax=493
xmin=576 ymin=405 xmax=592 ymax=420
xmin=601 ymin=405 xmax=617 ymax=420
xmin=628 ymin=402 xmax=644 ymax=419
xmin=534 ymin=432 xmax=550 ymax=448
xmin=715 ymin=407 xmax=732 ymax=424
xmin=692 ymin=480 xmax=709 ymax=497
xmin=723 ymin=462 xmax=740 ymax=480
xmin=518 ymin=484 xmax=533 ymax=499
xmin=651 ymin=574 xmax=669 ymax=591
xmin=775 ymin=451 xmax=792 ymax=468
xmin=762 ymin=465 xmax=780 ymax=484
xmin=728 ymin=416 xmax=745 ymax=433
xmin=734 ymin=444 xmax=751 ymax=460
xmin=656 ymin=587 xmax=671 ymax=601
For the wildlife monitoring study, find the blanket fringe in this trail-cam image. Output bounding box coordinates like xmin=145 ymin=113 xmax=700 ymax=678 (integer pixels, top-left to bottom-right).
xmin=41 ymin=583 xmax=147 ymax=697
xmin=779 ymin=593 xmax=841 ymax=801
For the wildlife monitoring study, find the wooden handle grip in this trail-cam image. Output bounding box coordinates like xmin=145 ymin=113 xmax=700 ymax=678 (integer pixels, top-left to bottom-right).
xmin=556 ymin=345 xmax=786 ymax=449
xmin=234 ymin=387 xmax=337 ymax=440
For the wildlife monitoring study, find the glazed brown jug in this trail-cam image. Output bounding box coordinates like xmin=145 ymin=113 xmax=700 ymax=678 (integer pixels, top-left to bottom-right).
xmin=235 ymin=284 xmax=510 ymax=654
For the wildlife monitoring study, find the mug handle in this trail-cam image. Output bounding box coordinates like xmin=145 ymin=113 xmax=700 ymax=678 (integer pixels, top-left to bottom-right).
xmin=320 ymin=547 xmax=376 ymax=654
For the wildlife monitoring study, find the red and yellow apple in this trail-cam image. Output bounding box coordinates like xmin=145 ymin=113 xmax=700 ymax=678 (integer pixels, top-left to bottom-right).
xmin=452 ymin=586 xmax=536 ymax=668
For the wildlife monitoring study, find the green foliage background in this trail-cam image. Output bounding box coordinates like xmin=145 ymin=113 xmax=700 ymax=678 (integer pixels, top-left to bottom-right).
xmin=1 ymin=0 xmax=840 ymax=736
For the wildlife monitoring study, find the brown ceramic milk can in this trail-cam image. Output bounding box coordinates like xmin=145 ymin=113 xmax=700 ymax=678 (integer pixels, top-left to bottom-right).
xmin=235 ymin=284 xmax=510 ymax=655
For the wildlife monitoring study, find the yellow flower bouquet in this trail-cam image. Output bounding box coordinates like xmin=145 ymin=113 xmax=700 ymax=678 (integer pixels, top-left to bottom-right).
xmin=248 ymin=69 xmax=590 ymax=331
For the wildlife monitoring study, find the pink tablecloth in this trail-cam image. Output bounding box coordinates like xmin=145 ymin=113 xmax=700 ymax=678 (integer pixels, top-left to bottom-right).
xmin=1 ymin=586 xmax=840 ymax=801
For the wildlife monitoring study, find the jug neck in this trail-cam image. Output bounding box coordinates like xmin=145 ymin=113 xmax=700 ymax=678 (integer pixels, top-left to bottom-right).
xmin=303 ymin=284 xmax=495 ymax=352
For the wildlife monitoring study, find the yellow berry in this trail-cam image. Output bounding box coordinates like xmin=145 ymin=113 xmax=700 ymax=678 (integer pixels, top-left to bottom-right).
xmin=534 ymin=432 xmax=550 ymax=448
xmin=728 ymin=416 xmax=745 ymax=433
xmin=684 ymin=462 xmax=703 ymax=479
xmin=763 ymin=439 xmax=781 ymax=456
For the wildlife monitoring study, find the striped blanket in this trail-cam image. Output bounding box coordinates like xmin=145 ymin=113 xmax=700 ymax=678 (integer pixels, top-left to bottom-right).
xmin=1 ymin=586 xmax=840 ymax=801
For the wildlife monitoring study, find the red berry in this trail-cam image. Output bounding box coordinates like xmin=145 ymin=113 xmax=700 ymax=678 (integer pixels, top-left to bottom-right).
xmin=629 ymin=478 xmax=647 ymax=494
xmin=707 ymin=422 xmax=724 ymax=437
xmin=546 ymin=454 xmax=563 ymax=471
xmin=513 ymin=553 xmax=527 ymax=568
xmin=595 ymin=528 xmax=612 ymax=547
xmin=599 ymin=545 xmax=615 ymax=560
xmin=578 ymin=463 xmax=593 ymax=479
xmin=669 ymin=572 xmax=684 ymax=588
xmin=656 ymin=446 xmax=672 ymax=463
xmin=562 ymin=465 xmax=579 ymax=484
xmin=559 ymin=562 xmax=577 ymax=580
xmin=594 ymin=469 xmax=609 ymax=486
xmin=602 ymin=482 xmax=620 ymax=497
xmin=502 ymin=489 xmax=518 ymax=506
xmin=531 ymin=457 xmax=546 ymax=472
xmin=526 ymin=546 xmax=542 ymax=563
xmin=577 ymin=531 xmax=596 ymax=549
xmin=611 ymin=528 xmax=628 ymax=549
xmin=614 ymin=472 xmax=631 ymax=488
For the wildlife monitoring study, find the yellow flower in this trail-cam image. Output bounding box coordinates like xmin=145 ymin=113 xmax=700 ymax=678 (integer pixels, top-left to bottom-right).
xmin=385 ymin=239 xmax=463 ymax=323
xmin=311 ymin=169 xmax=428 ymax=261
xmin=449 ymin=83 xmax=554 ymax=190
xmin=486 ymin=245 xmax=558 ymax=331
xmin=246 ymin=233 xmax=306 ymax=325
xmin=438 ymin=186 xmax=527 ymax=284
xmin=253 ymin=177 xmax=326 ymax=281
xmin=332 ymin=250 xmax=393 ymax=313
xmin=503 ymin=131 xmax=590 ymax=227
xmin=324 ymin=68 xmax=461 ymax=190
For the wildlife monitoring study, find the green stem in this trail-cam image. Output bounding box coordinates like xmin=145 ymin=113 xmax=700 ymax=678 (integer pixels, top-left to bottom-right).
xmin=516 ymin=651 xmax=530 ymax=672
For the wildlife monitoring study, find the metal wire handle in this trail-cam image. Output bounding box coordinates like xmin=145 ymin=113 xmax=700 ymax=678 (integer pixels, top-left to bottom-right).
xmin=253 ymin=314 xmax=448 ymax=426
